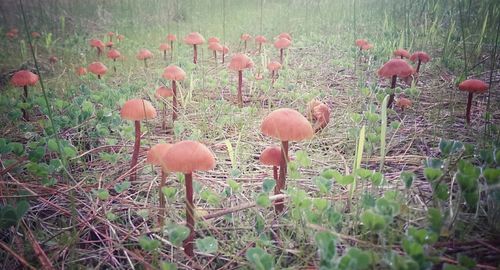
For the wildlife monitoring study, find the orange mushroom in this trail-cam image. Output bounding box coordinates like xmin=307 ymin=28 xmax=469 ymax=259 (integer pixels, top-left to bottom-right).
xmin=395 ymin=96 xmax=412 ymax=111
xmin=355 ymin=39 xmax=368 ymax=49
xmin=228 ymin=53 xmax=254 ymax=107
xmin=307 ymin=100 xmax=331 ymax=132
xmin=208 ymin=37 xmax=220 ymax=44
xmin=31 ymin=32 xmax=41 ymax=39
xmin=162 ymin=65 xmax=186 ymax=121
xmin=107 ymin=31 xmax=115 ymax=42
xmin=378 ymin=59 xmax=414 ymax=108
xmin=260 ymin=108 xmax=313 ymax=213
xmin=88 ymin=62 xmax=108 ymax=79
xmin=107 ymin=49 xmax=121 ymax=72
xmin=219 ymin=45 xmax=229 ymax=64
xmin=274 ymin=37 xmax=291 ymax=64
xmin=458 ymin=79 xmax=489 ymax=124
xmin=117 ymin=34 xmax=125 ymax=42
xmin=184 ymin=32 xmax=205 ymax=64
xmin=120 ymin=99 xmax=157 ymax=181
xmin=75 ymin=66 xmax=87 ymax=76
xmin=159 ymin=43 xmax=171 ymax=60
xmin=267 ymin=61 xmax=282 ymax=84
xmin=155 ymin=86 xmax=174 ymax=129
xmin=208 ymin=42 xmax=223 ymax=62
xmin=241 ymin=33 xmax=252 ymax=51
xmin=10 ymin=70 xmax=39 ymax=121
xmin=163 ymin=140 xmax=216 ymax=257
xmin=260 ymin=146 xmax=282 ymax=205
xmin=278 ymin=32 xmax=292 ymax=41
xmin=146 ymin=143 xmax=172 ymax=226
xmin=393 ymin=49 xmax=411 ymax=59
xmin=410 ymin=51 xmax=430 ymax=73
xmin=137 ymin=49 xmax=153 ymax=68
xmin=167 ymin=34 xmax=177 ymax=61
xmin=90 ymin=39 xmax=105 ymax=57
xmin=255 ymin=35 xmax=267 ymax=54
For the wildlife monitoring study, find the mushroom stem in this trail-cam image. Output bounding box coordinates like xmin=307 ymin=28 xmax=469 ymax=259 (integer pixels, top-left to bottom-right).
xmin=170 ymin=41 xmax=174 ymax=61
xmin=279 ymin=48 xmax=284 ymax=64
xmin=184 ymin=172 xmax=195 ymax=257
xmin=172 ymin=80 xmax=178 ymax=121
xmin=130 ymin=120 xmax=141 ymax=181
xmin=275 ymin=140 xmax=289 ymax=214
xmin=387 ymin=75 xmax=397 ymax=108
xmin=416 ymin=60 xmax=422 ymax=73
xmin=465 ymin=92 xmax=473 ymax=124
xmin=271 ymin=70 xmax=276 ymax=84
xmin=222 ymin=51 xmax=225 ymax=64
xmin=97 ymin=47 xmax=102 ymax=57
xmin=258 ymin=43 xmax=262 ymax=54
xmin=22 ymin=85 xmax=29 ymax=121
xmin=244 ymin=40 xmax=247 ymax=51
xmin=98 ymin=74 xmax=101 ymax=80
xmin=163 ymin=50 xmax=166 ymax=61
xmin=237 ymin=70 xmax=243 ymax=107
xmin=273 ymin=166 xmax=278 ymax=182
xmin=213 ymin=50 xmax=217 ymax=62
xmin=193 ymin=45 xmax=198 ymax=64
xmin=144 ymin=59 xmax=148 ymax=68
xmin=162 ymin=102 xmax=167 ymax=129
xmin=158 ymin=169 xmax=167 ymax=227
xmin=113 ymin=59 xmax=116 ymax=72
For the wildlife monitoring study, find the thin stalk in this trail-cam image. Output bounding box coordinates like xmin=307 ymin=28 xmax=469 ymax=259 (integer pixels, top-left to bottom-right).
xmin=237 ymin=70 xmax=243 ymax=107
xmin=130 ymin=121 xmax=141 ymax=181
xmin=379 ymin=95 xmax=389 ymax=172
xmin=172 ymin=80 xmax=178 ymax=121
xmin=275 ymin=140 xmax=289 ymax=214
xmin=184 ymin=172 xmax=195 ymax=257
xmin=158 ymin=170 xmax=167 ymax=227
xmin=484 ymin=10 xmax=499 ymax=139
xmin=193 ymin=45 xmax=197 ymax=64
xmin=22 ymin=85 xmax=29 ymax=121
xmin=465 ymin=92 xmax=473 ymax=124
xmin=458 ymin=0 xmax=468 ymax=78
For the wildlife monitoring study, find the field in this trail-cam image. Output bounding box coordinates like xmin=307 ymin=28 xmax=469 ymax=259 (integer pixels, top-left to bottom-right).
xmin=0 ymin=0 xmax=499 ymax=269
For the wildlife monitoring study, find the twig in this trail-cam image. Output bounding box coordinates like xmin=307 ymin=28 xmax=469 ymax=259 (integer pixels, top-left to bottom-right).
xmin=0 ymin=240 xmax=37 ymax=270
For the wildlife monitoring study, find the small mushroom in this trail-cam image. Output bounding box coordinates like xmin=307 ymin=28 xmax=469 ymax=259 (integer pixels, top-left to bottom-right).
xmin=378 ymin=59 xmax=414 ymax=108
xmin=220 ymin=45 xmax=229 ymax=64
xmin=106 ymin=41 xmax=114 ymax=49
xmin=146 ymin=143 xmax=172 ymax=226
xmin=259 ymin=146 xmax=282 ymax=212
xmin=90 ymin=39 xmax=105 ymax=57
xmin=458 ymin=79 xmax=489 ymax=124
xmin=228 ymin=53 xmax=254 ymax=107
xmin=107 ymin=49 xmax=121 ymax=72
xmin=120 ymin=99 xmax=157 ymax=181
xmin=159 ymin=43 xmax=171 ymax=60
xmin=137 ymin=49 xmax=153 ymax=68
xmin=395 ymin=96 xmax=412 ymax=111
xmin=10 ymin=70 xmax=39 ymax=121
xmin=184 ymin=32 xmax=205 ymax=64
xmin=162 ymin=65 xmax=186 ymax=122
xmin=307 ymin=100 xmax=331 ymax=132
xmin=409 ymin=51 xmax=430 ymax=73
xmin=107 ymin=31 xmax=115 ymax=42
xmin=393 ymin=49 xmax=411 ymax=59
xmin=75 ymin=67 xmax=87 ymax=76
xmin=163 ymin=140 xmax=216 ymax=257
xmin=255 ymin=35 xmax=267 ymax=54
xmin=241 ymin=33 xmax=252 ymax=51
xmin=88 ymin=62 xmax=108 ymax=79
xmin=208 ymin=42 xmax=223 ymax=62
xmin=208 ymin=37 xmax=220 ymax=44
xmin=117 ymin=34 xmax=125 ymax=42
xmin=260 ymin=108 xmax=313 ymax=213
xmin=267 ymin=61 xmax=282 ymax=84
xmin=278 ymin=32 xmax=292 ymax=41
xmin=274 ymin=37 xmax=291 ymax=64
xmin=167 ymin=34 xmax=177 ymax=61
xmin=155 ymin=86 xmax=174 ymax=129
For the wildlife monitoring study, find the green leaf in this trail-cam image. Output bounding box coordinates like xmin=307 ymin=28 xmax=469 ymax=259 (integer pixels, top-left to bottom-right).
xmin=262 ymin=178 xmax=276 ymax=193
xmin=427 ymin=208 xmax=443 ymax=233
xmin=15 ymin=200 xmax=29 ymax=218
xmin=361 ymin=209 xmax=386 ymax=231
xmin=63 ymin=146 xmax=77 ymax=158
xmin=457 ymin=254 xmax=476 ymax=269
xmin=423 ymin=168 xmax=443 ymax=182
xmin=114 ymin=181 xmax=131 ymax=193
xmin=321 ymin=169 xmax=342 ymax=180
xmin=295 ymin=150 xmax=311 ymax=167
xmin=227 ymin=179 xmax=241 ymax=192
xmin=27 ymin=146 xmax=44 ymax=162
xmin=195 ymin=236 xmax=218 ymax=254
xmin=106 ymin=211 xmax=118 ymax=221
xmin=313 ymin=198 xmax=329 ymax=211
xmin=10 ymin=142 xmax=24 ymax=156
xmin=47 ymin=139 xmax=59 ymax=152
xmin=483 ymin=168 xmax=500 ymax=185
xmin=400 ymin=171 xmax=416 ymax=189
xmin=160 ymin=262 xmax=178 ymax=270
xmin=95 ymin=189 xmax=110 ymax=200
xmin=356 ymin=168 xmax=373 ymax=179
xmin=424 ymin=158 xmax=443 ymax=169
xmin=0 ymin=138 xmax=12 ymax=154
xmin=162 ymin=187 xmax=177 ymax=199
xmin=166 ymin=223 xmax=190 ymax=246
xmin=138 ymin=236 xmax=160 ymax=252
xmin=315 ymin=231 xmax=337 ymax=268
xmin=370 ymin=172 xmax=384 ymax=186
xmin=336 ymin=174 xmax=355 ymax=185
xmin=256 ymin=193 xmax=271 ymax=208
xmin=463 ymin=190 xmax=479 ymax=210
xmin=375 ymin=197 xmax=400 ymax=218
xmin=313 ymin=176 xmax=332 ymax=194
xmin=0 ymin=207 xmax=18 ymax=228
xmin=434 ymin=183 xmax=449 ymax=201
xmin=287 ymin=161 xmax=301 ymax=179
xmin=245 ymin=247 xmax=275 ymax=270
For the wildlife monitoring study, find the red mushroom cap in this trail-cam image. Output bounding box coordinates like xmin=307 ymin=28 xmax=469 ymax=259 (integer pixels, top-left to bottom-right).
xmin=162 ymin=65 xmax=186 ymax=81
xmin=393 ymin=49 xmax=411 ymax=59
xmin=267 ymin=61 xmax=282 ymax=72
xmin=220 ymin=45 xmax=229 ymax=54
xmin=274 ymin=38 xmax=292 ymax=49
xmin=261 ymin=108 xmax=314 ymax=142
xmin=228 ymin=53 xmax=254 ymax=71
xmin=90 ymin=39 xmax=105 ymax=49
xmin=137 ymin=49 xmax=153 ymax=60
xmin=278 ymin=32 xmax=292 ymax=41
xmin=107 ymin=49 xmax=121 ymax=60
xmin=259 ymin=146 xmax=282 ymax=166
xmin=208 ymin=37 xmax=220 ymax=44
xmin=458 ymin=79 xmax=489 ymax=94
xmin=208 ymin=42 xmax=223 ymax=52
xmin=163 ymin=140 xmax=216 ymax=174
xmin=155 ymin=86 xmax=174 ymax=99
xmin=75 ymin=67 xmax=87 ymax=76
xmin=241 ymin=33 xmax=252 ymax=41
xmin=355 ymin=39 xmax=368 ymax=48
xmin=396 ymin=97 xmax=412 ymax=109
xmin=167 ymin=34 xmax=177 ymax=42
xmin=120 ymin=99 xmax=157 ymax=121
xmin=378 ymin=59 xmax=414 ymax=78
xmin=159 ymin=43 xmax=171 ymax=51
xmin=11 ymin=70 xmax=39 ymax=87
xmin=88 ymin=62 xmax=108 ymax=76
xmin=146 ymin=143 xmax=172 ymax=167
xmin=184 ymin=32 xmax=205 ymax=45
xmin=106 ymin=41 xmax=114 ymax=48
xmin=409 ymin=51 xmax=431 ymax=63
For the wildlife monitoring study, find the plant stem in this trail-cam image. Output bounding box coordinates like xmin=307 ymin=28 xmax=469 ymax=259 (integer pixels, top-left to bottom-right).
xmin=237 ymin=70 xmax=243 ymax=107
xmin=465 ymin=92 xmax=473 ymax=124
xmin=172 ymin=80 xmax=177 ymax=121
xmin=193 ymin=45 xmax=197 ymax=64
xmin=184 ymin=172 xmax=194 ymax=257
xmin=387 ymin=75 xmax=397 ymax=108
xmin=158 ymin=170 xmax=166 ymax=227
xmin=458 ymin=0 xmax=468 ymax=78
xmin=130 ymin=121 xmax=141 ymax=181
xmin=22 ymin=85 xmax=29 ymax=121
xmin=280 ymin=48 xmax=284 ymax=64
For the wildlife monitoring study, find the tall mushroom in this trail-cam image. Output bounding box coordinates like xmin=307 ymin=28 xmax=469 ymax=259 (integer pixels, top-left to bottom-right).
xmin=228 ymin=53 xmax=254 ymax=108
xmin=393 ymin=49 xmax=411 ymax=59
xmin=163 ymin=140 xmax=216 ymax=257
xmin=274 ymin=37 xmax=291 ymax=64
xmin=409 ymin=51 xmax=430 ymax=73
xmin=88 ymin=62 xmax=108 ymax=80
xmin=167 ymin=34 xmax=177 ymax=61
xmin=146 ymin=143 xmax=172 ymax=226
xmin=10 ymin=70 xmax=39 ymax=121
xmin=90 ymin=39 xmax=105 ymax=57
xmin=120 ymin=99 xmax=157 ymax=181
xmin=260 ymin=108 xmax=313 ymax=213
xmin=378 ymin=59 xmax=414 ymax=108
xmin=255 ymin=35 xmax=267 ymax=54
xmin=162 ymin=65 xmax=186 ymax=122
xmin=137 ymin=49 xmax=153 ymax=68
xmin=259 ymin=146 xmax=282 ymax=212
xmin=159 ymin=43 xmax=171 ymax=61
xmin=107 ymin=49 xmax=121 ymax=72
xmin=155 ymin=86 xmax=174 ymax=129
xmin=184 ymin=32 xmax=205 ymax=64
xmin=241 ymin=33 xmax=251 ymax=51
xmin=458 ymin=79 xmax=489 ymax=124
xmin=267 ymin=61 xmax=282 ymax=84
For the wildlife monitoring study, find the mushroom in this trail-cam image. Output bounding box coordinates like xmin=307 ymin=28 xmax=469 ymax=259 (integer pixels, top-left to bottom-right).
xmin=162 ymin=140 xmax=216 ymax=257
xmin=49 ymin=56 xmax=58 ymax=71
xmin=208 ymin=42 xmax=223 ymax=62
xmin=75 ymin=67 xmax=87 ymax=76
xmin=278 ymin=32 xmax=292 ymax=41
xmin=260 ymin=108 xmax=313 ymax=213
xmin=10 ymin=70 xmax=39 ymax=121
xmin=378 ymin=59 xmax=414 ymax=108
xmin=155 ymin=86 xmax=174 ymax=129
xmin=458 ymin=79 xmax=489 ymax=124
xmin=107 ymin=49 xmax=121 ymax=72
xmin=409 ymin=51 xmax=430 ymax=73
xmin=228 ymin=53 xmax=254 ymax=107
xmin=146 ymin=143 xmax=172 ymax=226
xmin=395 ymin=96 xmax=412 ymax=111
xmin=274 ymin=37 xmax=291 ymax=64
xmin=167 ymin=34 xmax=177 ymax=61
xmin=120 ymin=99 xmax=157 ymax=181
xmin=307 ymin=100 xmax=331 ymax=132
xmin=137 ymin=49 xmax=153 ymax=68
xmin=255 ymin=35 xmax=267 ymax=54
xmin=90 ymin=39 xmax=105 ymax=57
xmin=88 ymin=62 xmax=108 ymax=79
xmin=159 ymin=43 xmax=171 ymax=61
xmin=31 ymin=32 xmax=41 ymax=39
xmin=355 ymin=39 xmax=368 ymax=50
xmin=267 ymin=61 xmax=282 ymax=84
xmin=259 ymin=146 xmax=282 ymax=212
xmin=162 ymin=65 xmax=186 ymax=122
xmin=241 ymin=33 xmax=252 ymax=51
xmin=208 ymin=37 xmax=220 ymax=44
xmin=117 ymin=34 xmax=125 ymax=42
xmin=105 ymin=41 xmax=113 ymax=49
xmin=107 ymin=31 xmax=114 ymax=42
xmin=184 ymin=32 xmax=205 ymax=64
xmin=393 ymin=49 xmax=411 ymax=59
xmin=220 ymin=45 xmax=229 ymax=64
